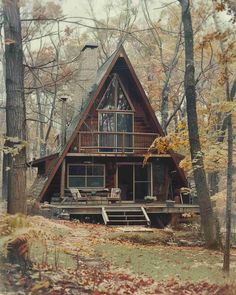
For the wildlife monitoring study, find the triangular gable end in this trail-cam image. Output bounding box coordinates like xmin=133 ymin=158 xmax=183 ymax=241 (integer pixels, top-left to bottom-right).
xmin=36 ymin=46 xmax=183 ymax=202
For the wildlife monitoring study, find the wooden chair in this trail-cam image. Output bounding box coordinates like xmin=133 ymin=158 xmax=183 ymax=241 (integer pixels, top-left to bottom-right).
xmin=107 ymin=188 xmax=121 ymax=204
xmin=61 ymin=189 xmax=88 ymax=204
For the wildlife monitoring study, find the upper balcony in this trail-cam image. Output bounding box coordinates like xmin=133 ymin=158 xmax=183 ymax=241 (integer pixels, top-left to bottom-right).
xmin=71 ymin=131 xmax=158 ymax=155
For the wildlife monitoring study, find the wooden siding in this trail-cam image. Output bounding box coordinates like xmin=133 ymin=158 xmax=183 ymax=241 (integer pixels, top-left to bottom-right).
xmin=41 ymin=157 xmax=173 ymax=203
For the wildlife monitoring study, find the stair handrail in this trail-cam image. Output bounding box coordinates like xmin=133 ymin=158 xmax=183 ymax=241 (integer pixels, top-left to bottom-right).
xmin=141 ymin=207 xmax=151 ymax=226
xmin=102 ymin=207 xmax=109 ymax=225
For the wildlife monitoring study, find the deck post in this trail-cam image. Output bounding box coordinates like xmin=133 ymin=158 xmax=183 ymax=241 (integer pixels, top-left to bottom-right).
xmin=170 ymin=213 xmax=180 ymax=228
xmin=60 ymin=159 xmax=66 ymax=199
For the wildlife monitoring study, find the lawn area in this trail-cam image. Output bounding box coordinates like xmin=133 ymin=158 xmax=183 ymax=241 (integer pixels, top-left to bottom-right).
xmin=1 ymin=215 xmax=236 ymax=294
xmin=96 ymin=242 xmax=236 ymax=284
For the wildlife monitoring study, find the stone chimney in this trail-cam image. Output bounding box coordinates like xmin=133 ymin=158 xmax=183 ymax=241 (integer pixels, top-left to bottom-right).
xmin=77 ymin=42 xmax=98 ymax=110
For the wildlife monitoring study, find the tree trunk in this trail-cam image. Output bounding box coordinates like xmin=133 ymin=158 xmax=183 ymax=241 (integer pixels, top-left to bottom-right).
xmin=160 ymin=85 xmax=169 ymax=132
xmin=35 ymin=86 xmax=46 ymax=157
xmin=2 ymin=154 xmax=9 ymax=200
xmin=212 ymin=4 xmax=234 ymax=268
xmin=179 ymin=0 xmax=218 ymax=248
xmin=221 ymin=29 xmax=233 ymax=276
xmin=223 ymin=113 xmax=233 ymax=272
xmin=3 ymin=0 xmax=27 ymax=214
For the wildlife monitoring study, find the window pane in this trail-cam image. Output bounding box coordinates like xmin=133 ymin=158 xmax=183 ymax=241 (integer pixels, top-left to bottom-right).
xmin=135 ymin=182 xmax=151 ymax=200
xmin=135 ymin=165 xmax=148 ymax=181
xmin=87 ymin=165 xmax=104 ymax=176
xmin=152 ymin=164 xmax=165 ymax=199
xmin=68 ymin=177 xmax=85 ymax=187
xmin=117 ymin=114 xmax=133 ymax=152
xmin=87 ymin=177 xmax=104 ymax=187
xmin=99 ymin=113 xmax=116 ymax=150
xmin=99 ymin=113 xmax=116 ymax=132
xmin=98 ymin=80 xmax=115 ymax=110
xmin=99 ymin=134 xmax=116 ymax=150
xmin=117 ymin=134 xmax=133 ymax=151
xmin=69 ymin=165 xmax=85 ymax=175
xmin=117 ymin=83 xmax=132 ymax=110
xmin=117 ymin=114 xmax=133 ymax=132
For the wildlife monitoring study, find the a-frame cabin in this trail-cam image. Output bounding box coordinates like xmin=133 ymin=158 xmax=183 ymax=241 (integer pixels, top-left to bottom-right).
xmin=30 ymin=45 xmax=199 ymax=225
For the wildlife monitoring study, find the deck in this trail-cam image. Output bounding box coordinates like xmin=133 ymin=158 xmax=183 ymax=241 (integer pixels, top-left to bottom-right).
xmin=75 ymin=131 xmax=158 ymax=154
xmin=46 ymin=202 xmax=200 ymax=216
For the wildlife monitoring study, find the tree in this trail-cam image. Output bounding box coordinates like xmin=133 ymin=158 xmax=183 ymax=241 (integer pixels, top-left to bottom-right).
xmin=20 ymin=1 xmax=83 ymax=159
xmin=212 ymin=2 xmax=235 ymax=274
xmin=178 ymin=0 xmax=218 ymax=248
xmin=3 ymin=0 xmax=27 ymax=213
xmin=211 ymin=1 xmax=235 ymax=270
xmin=86 ymin=0 xmax=139 ymax=62
xmin=141 ymin=0 xmax=183 ymax=132
xmin=223 ymin=78 xmax=233 ymax=272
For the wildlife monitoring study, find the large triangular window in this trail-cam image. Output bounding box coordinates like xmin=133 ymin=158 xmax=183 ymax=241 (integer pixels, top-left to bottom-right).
xmin=98 ymin=74 xmax=134 ymax=111
xmin=98 ymin=74 xmax=134 ymax=152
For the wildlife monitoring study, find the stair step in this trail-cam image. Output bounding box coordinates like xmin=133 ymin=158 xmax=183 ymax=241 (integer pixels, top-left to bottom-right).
xmin=107 ymin=214 xmax=144 ymax=218
xmin=106 ymin=209 xmax=143 ymax=212
xmin=102 ymin=206 xmax=150 ymax=226
xmin=108 ymin=220 xmax=147 ymax=223
xmin=106 ymin=211 xmax=143 ymax=215
xmin=109 ymin=217 xmax=146 ymax=221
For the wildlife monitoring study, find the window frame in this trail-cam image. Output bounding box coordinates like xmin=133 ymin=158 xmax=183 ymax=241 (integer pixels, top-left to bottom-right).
xmin=97 ymin=74 xmax=135 ymax=153
xmin=67 ymin=164 xmax=105 ymax=189
xmin=98 ymin=111 xmax=134 ymax=152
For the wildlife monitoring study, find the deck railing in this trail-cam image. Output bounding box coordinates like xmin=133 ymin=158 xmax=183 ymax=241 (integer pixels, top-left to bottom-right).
xmin=77 ymin=131 xmax=158 ymax=154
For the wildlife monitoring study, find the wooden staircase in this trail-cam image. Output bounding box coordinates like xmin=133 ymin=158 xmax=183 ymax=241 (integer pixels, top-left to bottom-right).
xmin=102 ymin=206 xmax=150 ymax=226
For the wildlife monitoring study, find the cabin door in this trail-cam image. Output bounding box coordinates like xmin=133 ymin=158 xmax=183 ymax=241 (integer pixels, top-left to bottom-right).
xmin=134 ymin=164 xmax=152 ymax=201
xmin=117 ymin=164 xmax=134 ymax=201
xmin=117 ymin=163 xmax=152 ymax=202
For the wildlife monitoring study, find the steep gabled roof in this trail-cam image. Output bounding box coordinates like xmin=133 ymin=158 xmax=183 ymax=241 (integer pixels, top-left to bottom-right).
xmin=34 ymin=46 xmax=186 ymax=202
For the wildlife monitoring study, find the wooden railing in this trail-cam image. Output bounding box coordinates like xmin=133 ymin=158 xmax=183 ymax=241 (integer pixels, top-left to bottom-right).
xmin=76 ymin=131 xmax=158 ymax=154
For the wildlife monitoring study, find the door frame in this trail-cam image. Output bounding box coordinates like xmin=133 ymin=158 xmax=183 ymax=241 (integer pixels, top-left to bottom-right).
xmin=116 ymin=162 xmax=153 ymax=203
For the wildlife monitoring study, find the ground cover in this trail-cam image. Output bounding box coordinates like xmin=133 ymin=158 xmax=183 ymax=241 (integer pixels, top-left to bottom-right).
xmin=0 ymin=214 xmax=235 ymax=294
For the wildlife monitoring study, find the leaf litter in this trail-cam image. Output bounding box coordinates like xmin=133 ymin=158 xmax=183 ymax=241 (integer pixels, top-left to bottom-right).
xmin=0 ymin=215 xmax=235 ymax=294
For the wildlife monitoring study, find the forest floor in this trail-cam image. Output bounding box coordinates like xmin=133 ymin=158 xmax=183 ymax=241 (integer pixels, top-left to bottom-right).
xmin=0 ymin=214 xmax=236 ymax=294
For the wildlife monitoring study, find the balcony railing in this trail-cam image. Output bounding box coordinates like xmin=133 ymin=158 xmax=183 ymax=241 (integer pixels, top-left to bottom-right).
xmin=75 ymin=131 xmax=158 ymax=154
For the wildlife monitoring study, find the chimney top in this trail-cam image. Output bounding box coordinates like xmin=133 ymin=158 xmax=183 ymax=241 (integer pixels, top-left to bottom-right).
xmin=81 ymin=42 xmax=98 ymax=51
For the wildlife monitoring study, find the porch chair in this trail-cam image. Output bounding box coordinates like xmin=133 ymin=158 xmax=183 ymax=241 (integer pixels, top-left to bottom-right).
xmin=61 ymin=188 xmax=88 ymax=204
xmin=107 ymin=188 xmax=121 ymax=204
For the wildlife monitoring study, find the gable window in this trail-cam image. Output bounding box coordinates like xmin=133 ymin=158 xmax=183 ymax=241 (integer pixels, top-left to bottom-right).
xmin=98 ymin=74 xmax=134 ymax=152
xmin=68 ymin=164 xmax=105 ymax=188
